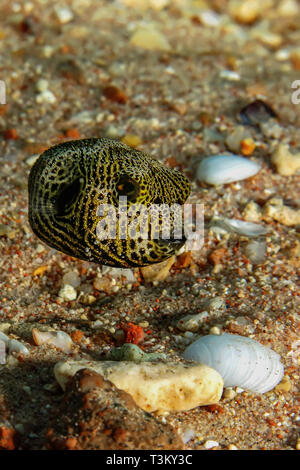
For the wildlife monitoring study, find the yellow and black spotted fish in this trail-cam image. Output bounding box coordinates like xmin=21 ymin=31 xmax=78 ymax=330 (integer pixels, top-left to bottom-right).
xmin=28 ymin=138 xmax=191 ymax=268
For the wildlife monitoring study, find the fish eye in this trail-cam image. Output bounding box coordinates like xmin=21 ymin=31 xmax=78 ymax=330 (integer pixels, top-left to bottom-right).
xmin=55 ymin=177 xmax=82 ymax=215
xmin=116 ymin=175 xmax=139 ymax=201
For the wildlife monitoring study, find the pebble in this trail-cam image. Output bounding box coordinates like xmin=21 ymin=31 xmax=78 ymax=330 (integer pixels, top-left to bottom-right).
xmin=107 ymin=343 xmax=166 ymax=362
xmin=36 ymin=79 xmax=49 ymax=93
xmin=271 ymin=144 xmax=300 ymax=176
xmin=181 ymin=427 xmax=195 ymax=444
xmin=240 ymin=138 xmax=256 ymax=156
xmin=36 ymin=90 xmax=56 ymax=104
xmin=260 ymin=120 xmax=283 ymax=139
xmin=32 ymin=328 xmax=74 ymax=354
xmin=197 ymin=154 xmax=261 ymax=185
xmin=275 ymin=375 xmax=292 ymax=392
xmin=290 ymin=47 xmax=300 ymax=70
xmin=228 ymin=0 xmax=271 ymax=24
xmin=25 ymin=154 xmax=39 ymax=167
xmin=0 ymin=332 xmax=29 ymax=356
xmin=140 ymin=256 xmax=175 ymax=282
xmin=244 ymin=240 xmax=266 ymax=264
xmin=121 ymin=134 xmax=142 ymax=148
xmin=177 ymin=312 xmax=209 ymax=332
xmin=58 ymin=284 xmax=77 ymax=301
xmin=209 ymin=326 xmax=222 ymax=335
xmin=55 ymin=6 xmax=74 ymax=24
xmin=54 ymin=360 xmax=224 ymax=412
xmin=204 ymin=439 xmax=219 ymax=449
xmin=62 ymin=270 xmax=81 ymax=288
xmin=242 ymin=201 xmax=262 ymax=223
xmin=225 ymin=126 xmax=252 ymax=153
xmin=35 ymin=244 xmax=45 ymax=253
xmin=251 ymin=29 xmax=282 ymax=49
xmin=227 ymin=444 xmax=238 ymax=450
xmin=263 ymin=197 xmax=300 ymax=226
xmin=0 ymin=224 xmax=10 ymax=237
xmin=129 ymin=27 xmax=170 ymax=51
xmin=206 ymin=296 xmax=226 ymax=313
xmin=101 ymin=266 xmax=136 ymax=283
xmin=277 ymin=0 xmax=299 ymax=16
xmin=223 ymin=387 xmax=237 ymax=400
xmin=8 ymin=339 xmax=29 ymax=355
xmin=79 ymin=294 xmax=96 ymax=305
xmin=121 ymin=0 xmax=169 ymax=9
xmin=220 ymin=70 xmax=240 ymax=81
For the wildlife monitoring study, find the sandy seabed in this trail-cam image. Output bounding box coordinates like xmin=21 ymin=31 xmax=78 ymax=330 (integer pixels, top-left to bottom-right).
xmin=0 ymin=0 xmax=299 ymax=451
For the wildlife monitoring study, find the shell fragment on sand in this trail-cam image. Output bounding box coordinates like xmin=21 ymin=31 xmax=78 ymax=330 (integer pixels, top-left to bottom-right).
xmin=209 ymin=217 xmax=268 ymax=237
xmin=54 ymin=360 xmax=224 ymax=412
xmin=197 ymin=154 xmax=261 ymax=185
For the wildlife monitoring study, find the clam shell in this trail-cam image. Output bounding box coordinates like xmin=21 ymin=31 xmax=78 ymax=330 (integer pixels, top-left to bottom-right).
xmin=197 ymin=154 xmax=261 ymax=185
xmin=183 ymin=333 xmax=284 ymax=393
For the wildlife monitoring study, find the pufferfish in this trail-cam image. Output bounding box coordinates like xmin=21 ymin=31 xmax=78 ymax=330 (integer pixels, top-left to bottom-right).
xmin=28 ymin=138 xmax=191 ymax=268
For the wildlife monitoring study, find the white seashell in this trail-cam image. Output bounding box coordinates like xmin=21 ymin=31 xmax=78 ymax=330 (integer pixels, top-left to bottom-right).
xmin=183 ymin=333 xmax=284 ymax=393
xmin=197 ymin=154 xmax=261 ymax=185
xmin=210 ymin=217 xmax=268 ymax=237
xmin=32 ymin=328 xmax=74 ymax=353
xmin=8 ymin=339 xmax=29 ymax=355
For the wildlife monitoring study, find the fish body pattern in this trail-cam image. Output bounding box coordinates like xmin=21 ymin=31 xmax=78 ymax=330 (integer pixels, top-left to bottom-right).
xmin=28 ymin=138 xmax=191 ymax=268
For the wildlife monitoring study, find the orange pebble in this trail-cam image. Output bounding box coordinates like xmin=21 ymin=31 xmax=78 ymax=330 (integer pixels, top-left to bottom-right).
xmin=103 ymin=85 xmax=128 ymax=104
xmin=65 ymin=128 xmax=80 ymax=139
xmin=241 ymin=138 xmax=256 ymax=156
xmin=33 ymin=265 xmax=48 ymax=276
xmin=0 ymin=427 xmax=16 ymax=450
xmin=3 ymin=128 xmax=18 ymax=140
xmin=119 ymin=322 xmax=145 ymax=345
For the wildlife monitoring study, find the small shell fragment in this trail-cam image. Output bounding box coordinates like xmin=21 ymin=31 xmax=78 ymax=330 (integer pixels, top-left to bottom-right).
xmin=197 ymin=154 xmax=261 ymax=185
xmin=32 ymin=328 xmax=74 ymax=353
xmin=210 ymin=217 xmax=268 ymax=237
xmin=183 ymin=333 xmax=284 ymax=394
